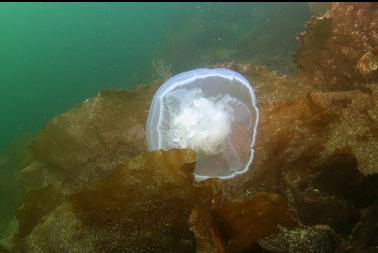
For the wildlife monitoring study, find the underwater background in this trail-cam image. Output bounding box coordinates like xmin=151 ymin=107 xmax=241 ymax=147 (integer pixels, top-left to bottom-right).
xmin=1 ymin=2 xmax=377 ymax=253
xmin=0 ymin=2 xmax=311 ymax=155
xmin=0 ymin=3 xmax=311 ymax=230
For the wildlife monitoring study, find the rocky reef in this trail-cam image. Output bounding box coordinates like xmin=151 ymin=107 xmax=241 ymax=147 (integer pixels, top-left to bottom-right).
xmin=294 ymin=3 xmax=378 ymax=90
xmin=1 ymin=2 xmax=378 ymax=253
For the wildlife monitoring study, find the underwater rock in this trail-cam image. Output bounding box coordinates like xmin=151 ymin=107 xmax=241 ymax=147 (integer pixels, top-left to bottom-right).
xmin=20 ymin=161 xmax=57 ymax=191
xmin=211 ymin=192 xmax=298 ymax=253
xmin=356 ymin=46 xmax=378 ymax=76
xmin=294 ymin=3 xmax=378 ymax=90
xmin=291 ymin=185 xmax=360 ymax=237
xmin=189 ymin=207 xmax=225 ymax=253
xmin=15 ymin=143 xmax=302 ymax=253
xmin=349 ymin=204 xmax=378 ymax=252
xmin=14 ymin=202 xmax=99 ymax=253
xmin=246 ymin=86 xmax=378 ymax=236
xmin=212 ymin=64 xmax=378 ymax=239
xmin=69 ymin=149 xmax=215 ymax=253
xmin=11 ymin=61 xmax=378 ymax=252
xmin=249 ymin=82 xmax=378 ymax=185
xmin=309 ymin=88 xmax=378 ymax=176
xmin=225 ymin=63 xmax=313 ymax=106
xmin=29 ymin=84 xmax=159 ymax=193
xmin=307 ymin=152 xmax=378 ymax=210
xmin=188 ymin=191 xmax=299 ymax=253
xmin=14 ymin=184 xmax=65 ymax=241
xmin=258 ymin=225 xmax=339 ymax=253
xmin=14 ymin=149 xmax=214 ymax=253
xmin=241 ymin=89 xmax=324 ymax=195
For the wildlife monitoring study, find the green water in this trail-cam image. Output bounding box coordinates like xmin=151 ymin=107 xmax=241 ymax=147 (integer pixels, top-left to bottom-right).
xmin=0 ymin=3 xmax=311 ymax=154
xmin=0 ymin=2 xmax=312 ymax=244
xmin=1 ymin=3 xmax=181 ymax=154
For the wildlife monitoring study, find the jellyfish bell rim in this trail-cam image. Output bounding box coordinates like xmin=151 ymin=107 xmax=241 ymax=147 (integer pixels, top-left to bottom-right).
xmin=146 ymin=68 xmax=259 ymax=180
xmin=193 ymin=148 xmax=256 ymax=181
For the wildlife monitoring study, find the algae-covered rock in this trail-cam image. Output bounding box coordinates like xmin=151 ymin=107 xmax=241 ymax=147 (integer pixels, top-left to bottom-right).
xmin=356 ymin=46 xmax=378 ymax=76
xmin=14 ymin=145 xmax=302 ymax=253
xmin=216 ymin=63 xmax=312 ymax=106
xmin=291 ymin=185 xmax=360 ymax=237
xmin=189 ymin=207 xmax=225 ymax=253
xmin=211 ymin=192 xmax=298 ymax=253
xmin=69 ymin=149 xmax=214 ymax=253
xmin=14 ymin=149 xmax=216 ymax=253
xmin=14 ymin=184 xmax=65 ymax=240
xmin=349 ymin=204 xmax=378 ymax=252
xmin=14 ymin=202 xmax=99 ymax=253
xmin=11 ymin=68 xmax=378 ymax=252
xmin=187 ymin=192 xmax=298 ymax=253
xmin=212 ymin=63 xmax=378 ymax=244
xmin=28 ymin=84 xmax=159 ymax=193
xmin=294 ymin=3 xmax=378 ymax=90
xmin=258 ymin=225 xmax=340 ymax=253
xmin=309 ymin=88 xmax=378 ymax=176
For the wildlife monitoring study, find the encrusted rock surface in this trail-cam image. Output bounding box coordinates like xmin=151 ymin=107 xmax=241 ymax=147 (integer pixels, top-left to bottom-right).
xmin=27 ymin=84 xmax=159 ymax=193
xmin=294 ymin=3 xmax=378 ymax=90
xmin=258 ymin=225 xmax=340 ymax=253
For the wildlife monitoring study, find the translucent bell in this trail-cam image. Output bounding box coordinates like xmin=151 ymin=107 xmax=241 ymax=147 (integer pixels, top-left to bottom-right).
xmin=146 ymin=68 xmax=259 ymax=180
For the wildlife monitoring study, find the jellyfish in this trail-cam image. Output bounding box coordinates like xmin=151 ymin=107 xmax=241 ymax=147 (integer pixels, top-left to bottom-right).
xmin=146 ymin=68 xmax=259 ymax=181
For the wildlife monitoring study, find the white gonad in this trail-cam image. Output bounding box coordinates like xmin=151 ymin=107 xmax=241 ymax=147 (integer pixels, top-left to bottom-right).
xmin=146 ymin=68 xmax=259 ymax=181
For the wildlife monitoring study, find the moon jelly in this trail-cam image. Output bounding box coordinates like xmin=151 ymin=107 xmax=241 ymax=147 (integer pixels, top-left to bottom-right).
xmin=146 ymin=68 xmax=259 ymax=180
